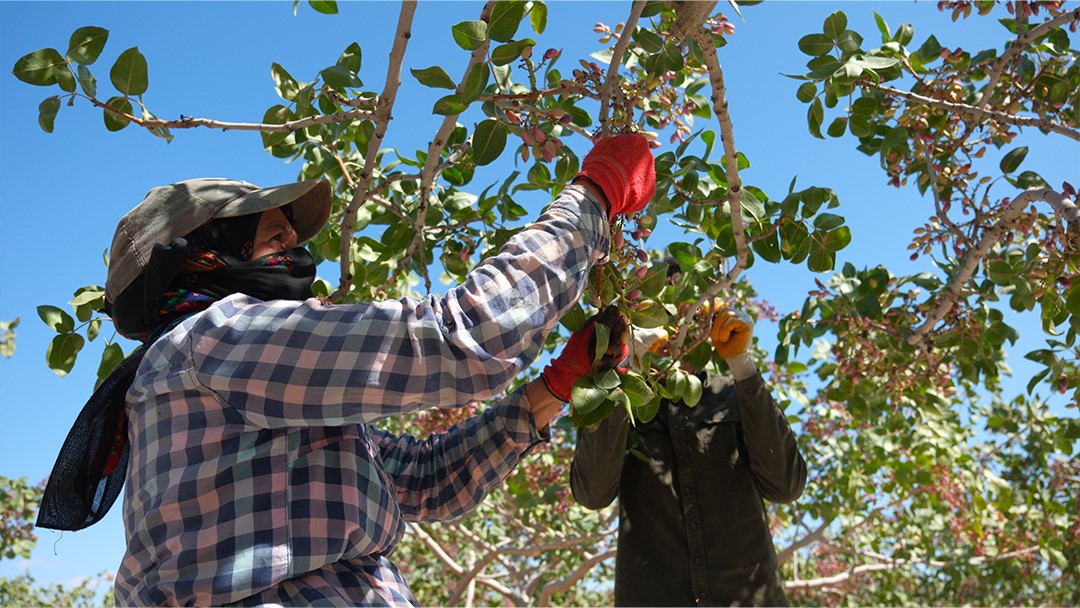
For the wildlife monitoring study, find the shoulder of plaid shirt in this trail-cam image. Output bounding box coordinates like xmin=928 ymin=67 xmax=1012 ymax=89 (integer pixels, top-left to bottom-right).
xmin=113 ymin=183 xmax=611 ymax=607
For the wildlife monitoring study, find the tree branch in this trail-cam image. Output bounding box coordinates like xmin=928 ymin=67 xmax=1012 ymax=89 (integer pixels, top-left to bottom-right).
xmin=87 ymin=97 xmax=376 ymax=132
xmin=872 ymin=83 xmax=1080 ymax=143
xmin=785 ymin=545 xmax=1043 ymax=590
xmin=536 ymin=549 xmax=617 ymax=607
xmin=331 ymin=0 xmax=416 ymax=301
xmin=908 ymin=188 xmax=1077 ymax=346
xmin=598 ymin=0 xmax=647 ymax=136
xmin=671 ymin=27 xmax=746 ymax=350
xmin=973 ymin=6 xmax=1080 ymax=110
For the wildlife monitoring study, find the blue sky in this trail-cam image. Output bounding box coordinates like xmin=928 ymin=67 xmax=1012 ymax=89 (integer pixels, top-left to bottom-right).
xmin=1 ymin=0 xmax=1075 ymax=592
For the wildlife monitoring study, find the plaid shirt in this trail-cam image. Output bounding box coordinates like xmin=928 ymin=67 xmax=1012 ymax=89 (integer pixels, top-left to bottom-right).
xmin=114 ymin=187 xmax=609 ymax=606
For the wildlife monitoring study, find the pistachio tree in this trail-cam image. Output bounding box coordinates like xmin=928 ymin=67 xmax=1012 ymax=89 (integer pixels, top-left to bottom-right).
xmin=10 ymin=0 xmax=1077 ymax=604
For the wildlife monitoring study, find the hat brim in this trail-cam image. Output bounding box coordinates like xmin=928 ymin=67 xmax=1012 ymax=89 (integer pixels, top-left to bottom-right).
xmin=217 ymin=179 xmax=333 ymax=246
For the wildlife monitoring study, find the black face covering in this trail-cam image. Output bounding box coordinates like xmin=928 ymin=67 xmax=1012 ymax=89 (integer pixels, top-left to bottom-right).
xmin=38 ymin=208 xmax=316 ymax=531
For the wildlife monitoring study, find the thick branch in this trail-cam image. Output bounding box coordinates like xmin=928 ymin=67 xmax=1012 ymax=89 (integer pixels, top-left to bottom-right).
xmin=671 ymin=28 xmax=746 ymax=349
xmin=598 ymin=0 xmax=647 ymax=136
xmin=330 ymin=0 xmax=416 ymax=302
xmin=872 ymin=83 xmax=1080 ymax=143
xmin=908 ymin=188 xmax=1077 ymax=346
xmin=973 ymin=6 xmax=1080 ymax=110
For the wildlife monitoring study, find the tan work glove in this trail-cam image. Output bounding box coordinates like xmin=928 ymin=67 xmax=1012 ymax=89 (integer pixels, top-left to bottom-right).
xmin=710 ymin=306 xmax=757 ymax=380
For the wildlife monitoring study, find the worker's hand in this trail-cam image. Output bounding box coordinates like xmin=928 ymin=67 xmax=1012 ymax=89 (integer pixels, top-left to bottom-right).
xmin=629 ymin=326 xmax=669 ymax=371
xmin=541 ymin=305 xmax=629 ymax=402
xmin=575 ymin=133 xmax=656 ymax=220
xmin=710 ymin=306 xmax=754 ymax=360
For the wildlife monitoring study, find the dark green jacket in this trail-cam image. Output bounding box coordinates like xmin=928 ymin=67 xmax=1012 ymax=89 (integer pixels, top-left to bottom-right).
xmin=570 ymin=372 xmax=806 ymax=607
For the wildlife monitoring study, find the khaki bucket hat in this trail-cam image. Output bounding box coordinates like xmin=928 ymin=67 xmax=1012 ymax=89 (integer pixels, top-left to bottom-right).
xmin=104 ymin=177 xmax=333 ymax=303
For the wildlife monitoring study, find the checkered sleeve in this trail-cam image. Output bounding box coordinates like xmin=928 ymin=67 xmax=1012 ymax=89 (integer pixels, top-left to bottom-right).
xmin=371 ymin=385 xmax=544 ymax=522
xmin=190 ymin=186 xmax=609 ymax=428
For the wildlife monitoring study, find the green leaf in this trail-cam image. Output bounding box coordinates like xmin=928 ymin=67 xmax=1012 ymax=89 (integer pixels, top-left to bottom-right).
xmin=684 ymin=373 xmax=703 ymax=407
xmin=665 ymin=370 xmax=687 ymax=402
xmin=823 ymin=226 xmax=851 ymax=252
xmin=628 ymin=300 xmax=670 ymax=329
xmin=873 ymin=11 xmax=892 ymax=42
xmin=637 ymin=394 xmax=661 ymax=423
xmin=987 ymin=260 xmax=1015 ymax=285
xmin=1014 ymin=171 xmax=1050 ymax=190
xmin=77 ymin=64 xmax=97 ymax=97
xmin=593 ymin=323 xmax=611 ymax=366
xmin=103 ymin=96 xmax=133 ymax=131
xmin=452 ymin=20 xmax=488 ymax=51
xmin=491 ymin=39 xmax=536 ymax=66
xmin=411 ymin=66 xmax=456 ymax=90
xmin=46 ymin=333 xmax=84 ymax=378
xmin=635 ymin=28 xmax=664 ymax=54
xmin=1065 ymin=285 xmax=1080 ymax=315
xmin=594 ymin=368 xmax=621 ymax=390
xmin=813 ymin=212 xmax=845 ymax=231
xmin=271 ymin=63 xmax=301 ymax=101
xmin=488 ymin=0 xmax=526 ymax=43
xmin=37 ymin=305 xmax=74 ymax=332
xmin=621 ymin=373 xmax=655 ymax=407
xmin=796 ymin=81 xmax=817 ymax=103
xmin=260 ymin=105 xmax=294 ymax=148
xmin=96 ymin=342 xmax=125 ymax=385
xmin=808 ymin=97 xmax=824 ymax=139
xmin=999 ymin=146 xmax=1028 ymax=173
xmin=823 ymin=11 xmax=848 ymax=40
xmin=308 ymin=0 xmax=338 ymax=14
xmin=529 ymin=1 xmax=547 ymax=34
xmin=798 ymin=34 xmax=833 ymax=57
xmin=109 ymin=47 xmax=148 ymax=95
xmin=836 ymin=30 xmax=863 ymax=54
xmin=433 ymin=93 xmax=467 ymax=116
xmin=12 ymin=48 xmax=68 ymax=86
xmin=461 ymin=62 xmax=490 ymax=103
xmin=808 ymin=241 xmax=836 ymax=272
xmin=895 ymin=23 xmax=914 ymax=46
xmin=912 ymin=35 xmax=944 ymax=66
xmin=320 ymin=65 xmax=362 ymax=90
xmin=826 ymin=115 xmax=847 ymax=137
xmin=37 ymin=96 xmax=61 ymax=133
xmin=661 ymin=42 xmax=685 ymax=72
xmin=472 ymin=119 xmax=507 ymax=166
xmin=67 ymin=26 xmax=109 ymax=65
xmin=570 ymin=377 xmax=608 ymax=415
xmin=336 ymin=42 xmax=362 ymax=73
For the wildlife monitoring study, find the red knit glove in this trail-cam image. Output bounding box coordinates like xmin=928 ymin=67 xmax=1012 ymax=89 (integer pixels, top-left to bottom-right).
xmin=541 ymin=305 xmax=630 ymax=402
xmin=576 ymin=134 xmax=656 ymax=219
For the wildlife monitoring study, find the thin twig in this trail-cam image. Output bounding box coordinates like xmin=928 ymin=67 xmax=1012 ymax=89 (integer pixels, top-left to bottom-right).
xmin=873 ymin=83 xmax=1080 ymax=143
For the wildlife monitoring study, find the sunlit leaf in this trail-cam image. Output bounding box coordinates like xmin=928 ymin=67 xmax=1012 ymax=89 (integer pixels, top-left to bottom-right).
xmin=109 ymin=47 xmax=148 ymax=95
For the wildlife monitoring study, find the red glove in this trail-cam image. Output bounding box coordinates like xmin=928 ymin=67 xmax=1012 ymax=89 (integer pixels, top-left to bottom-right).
xmin=541 ymin=305 xmax=629 ymax=402
xmin=576 ymin=134 xmax=656 ymax=220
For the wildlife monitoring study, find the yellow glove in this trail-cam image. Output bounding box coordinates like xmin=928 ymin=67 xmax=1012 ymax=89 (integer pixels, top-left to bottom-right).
xmin=710 ymin=307 xmax=754 ymax=359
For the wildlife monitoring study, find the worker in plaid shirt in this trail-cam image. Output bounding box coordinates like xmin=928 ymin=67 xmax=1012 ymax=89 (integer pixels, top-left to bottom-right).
xmin=36 ymin=135 xmax=654 ymax=606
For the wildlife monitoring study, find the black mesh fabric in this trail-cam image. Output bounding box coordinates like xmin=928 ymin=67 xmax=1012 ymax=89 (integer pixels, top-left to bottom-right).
xmin=36 ymin=347 xmax=145 ymax=531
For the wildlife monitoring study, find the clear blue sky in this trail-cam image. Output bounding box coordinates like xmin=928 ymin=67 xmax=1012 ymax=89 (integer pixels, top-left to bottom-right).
xmin=1 ymin=0 xmax=1075 ymax=593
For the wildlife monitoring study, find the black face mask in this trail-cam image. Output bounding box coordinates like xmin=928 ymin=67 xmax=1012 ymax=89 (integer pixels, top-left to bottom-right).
xmin=182 ymin=245 xmax=317 ymax=304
